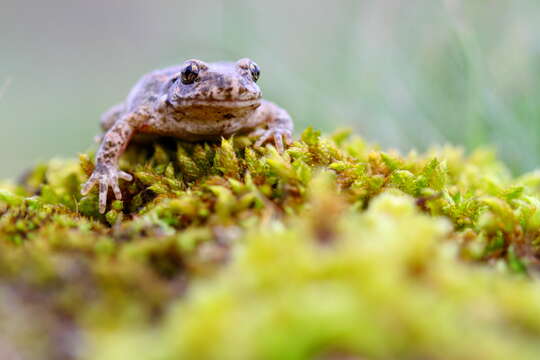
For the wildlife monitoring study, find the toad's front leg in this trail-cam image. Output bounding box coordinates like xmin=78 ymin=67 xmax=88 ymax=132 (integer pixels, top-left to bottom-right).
xmin=81 ymin=109 xmax=149 ymax=214
xmin=250 ymin=100 xmax=293 ymax=153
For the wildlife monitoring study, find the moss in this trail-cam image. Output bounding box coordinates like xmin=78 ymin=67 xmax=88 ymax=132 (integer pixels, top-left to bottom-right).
xmin=2 ymin=128 xmax=540 ymax=359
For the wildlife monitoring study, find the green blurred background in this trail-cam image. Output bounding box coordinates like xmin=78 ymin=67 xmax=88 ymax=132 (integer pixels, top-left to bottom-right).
xmin=1 ymin=0 xmax=540 ymax=178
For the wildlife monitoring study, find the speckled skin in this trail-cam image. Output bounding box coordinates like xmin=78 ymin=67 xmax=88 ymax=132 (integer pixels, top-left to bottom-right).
xmin=81 ymin=58 xmax=293 ymax=213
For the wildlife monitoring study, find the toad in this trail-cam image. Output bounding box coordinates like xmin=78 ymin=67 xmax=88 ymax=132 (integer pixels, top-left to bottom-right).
xmin=81 ymin=58 xmax=293 ymax=213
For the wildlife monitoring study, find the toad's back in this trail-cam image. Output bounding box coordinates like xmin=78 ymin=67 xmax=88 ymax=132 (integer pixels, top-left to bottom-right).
xmin=124 ymin=66 xmax=182 ymax=112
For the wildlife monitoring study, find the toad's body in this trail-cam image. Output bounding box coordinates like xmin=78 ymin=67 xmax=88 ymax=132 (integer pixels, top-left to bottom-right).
xmin=82 ymin=58 xmax=293 ymax=213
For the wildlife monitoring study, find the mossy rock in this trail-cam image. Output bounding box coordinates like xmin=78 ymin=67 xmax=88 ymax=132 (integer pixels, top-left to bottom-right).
xmin=2 ymin=128 xmax=540 ymax=359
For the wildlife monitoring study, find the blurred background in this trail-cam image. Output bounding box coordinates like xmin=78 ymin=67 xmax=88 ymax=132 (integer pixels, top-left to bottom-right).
xmin=1 ymin=0 xmax=540 ymax=178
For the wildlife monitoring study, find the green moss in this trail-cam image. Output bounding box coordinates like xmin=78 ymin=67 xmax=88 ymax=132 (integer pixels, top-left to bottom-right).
xmin=1 ymin=128 xmax=540 ymax=359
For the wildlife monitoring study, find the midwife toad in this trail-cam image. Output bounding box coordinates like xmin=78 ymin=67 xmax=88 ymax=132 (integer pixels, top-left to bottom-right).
xmin=81 ymin=58 xmax=293 ymax=213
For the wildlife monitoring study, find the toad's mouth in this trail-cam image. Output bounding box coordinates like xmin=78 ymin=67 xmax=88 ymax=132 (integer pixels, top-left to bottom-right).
xmin=176 ymin=98 xmax=261 ymax=108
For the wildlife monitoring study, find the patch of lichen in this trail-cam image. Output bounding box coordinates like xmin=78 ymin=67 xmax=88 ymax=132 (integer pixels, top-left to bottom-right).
xmin=1 ymin=128 xmax=540 ymax=359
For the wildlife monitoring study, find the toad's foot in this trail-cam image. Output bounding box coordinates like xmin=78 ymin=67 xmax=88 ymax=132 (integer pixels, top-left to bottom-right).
xmin=252 ymin=127 xmax=293 ymax=153
xmin=81 ymin=164 xmax=133 ymax=214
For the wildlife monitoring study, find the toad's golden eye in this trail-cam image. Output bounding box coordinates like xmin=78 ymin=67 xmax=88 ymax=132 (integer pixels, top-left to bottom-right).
xmin=181 ymin=62 xmax=199 ymax=84
xmin=249 ymin=62 xmax=260 ymax=82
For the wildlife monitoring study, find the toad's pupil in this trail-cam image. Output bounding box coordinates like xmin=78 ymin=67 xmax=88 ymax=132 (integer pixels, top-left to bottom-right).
xmin=249 ymin=63 xmax=260 ymax=82
xmin=181 ymin=64 xmax=199 ymax=84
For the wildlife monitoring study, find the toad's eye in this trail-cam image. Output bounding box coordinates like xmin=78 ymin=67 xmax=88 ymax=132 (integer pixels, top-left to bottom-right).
xmin=249 ymin=62 xmax=260 ymax=82
xmin=181 ymin=63 xmax=199 ymax=84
